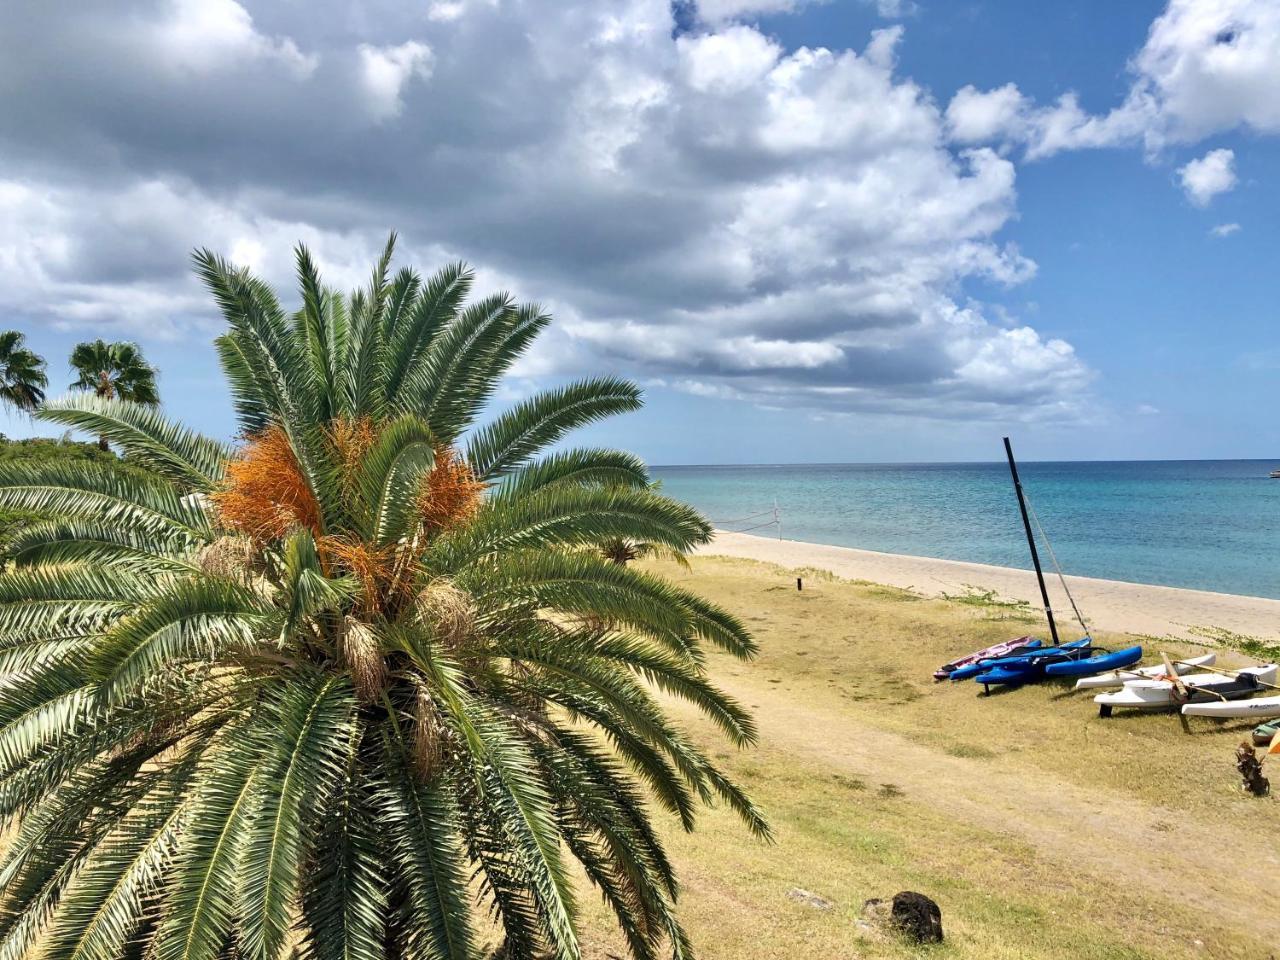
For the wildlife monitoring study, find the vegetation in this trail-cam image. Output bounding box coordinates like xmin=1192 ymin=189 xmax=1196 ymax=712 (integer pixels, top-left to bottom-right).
xmin=573 ymin=555 xmax=1278 ymax=960
xmin=0 ymin=237 xmax=764 ymax=960
xmin=69 ymin=338 xmax=160 ymax=449
xmin=0 ymin=331 xmax=48 ymax=413
xmin=0 ymin=435 xmax=139 ymax=548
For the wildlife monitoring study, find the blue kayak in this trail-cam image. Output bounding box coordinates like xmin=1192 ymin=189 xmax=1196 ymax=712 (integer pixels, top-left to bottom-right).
xmin=947 ymin=639 xmax=1044 ymax=681
xmin=1042 ymin=645 xmax=1142 ymax=678
xmin=973 ymin=639 xmax=1095 ymax=688
xmin=958 ymin=638 xmax=1092 ymax=680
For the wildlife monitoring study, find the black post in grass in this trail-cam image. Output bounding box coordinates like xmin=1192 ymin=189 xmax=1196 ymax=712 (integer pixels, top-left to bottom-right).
xmin=1003 ymin=436 xmax=1059 ymax=647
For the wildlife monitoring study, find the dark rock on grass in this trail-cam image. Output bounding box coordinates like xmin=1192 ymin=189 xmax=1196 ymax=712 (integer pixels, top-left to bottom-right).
xmin=860 ymin=891 xmax=943 ymax=943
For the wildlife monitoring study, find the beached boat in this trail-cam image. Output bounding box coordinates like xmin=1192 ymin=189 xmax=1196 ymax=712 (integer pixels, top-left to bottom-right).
xmin=1072 ymin=652 xmax=1215 ymax=689
xmin=1093 ymin=664 xmax=1278 ymax=717
xmin=1043 ymin=644 xmax=1142 ymax=678
xmin=933 ymin=636 xmax=1041 ymax=681
xmin=1181 ymin=694 xmax=1280 ymax=719
xmin=971 ymin=639 xmax=1095 ymax=688
xmin=1253 ymin=718 xmax=1280 ymax=747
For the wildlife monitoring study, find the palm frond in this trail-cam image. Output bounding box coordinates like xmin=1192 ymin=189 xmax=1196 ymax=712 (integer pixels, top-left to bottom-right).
xmin=37 ymin=394 xmax=233 ymax=490
xmin=467 ymin=379 xmax=643 ymax=481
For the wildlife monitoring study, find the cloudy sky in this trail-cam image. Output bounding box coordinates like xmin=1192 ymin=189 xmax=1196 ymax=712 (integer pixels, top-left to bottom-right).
xmin=2 ymin=0 xmax=1278 ymax=463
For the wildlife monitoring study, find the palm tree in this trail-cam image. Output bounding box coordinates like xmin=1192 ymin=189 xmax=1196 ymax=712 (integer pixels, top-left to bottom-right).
xmin=0 ymin=330 xmax=48 ymax=413
xmin=70 ymin=338 xmax=159 ymax=449
xmin=0 ymin=235 xmax=766 ymax=960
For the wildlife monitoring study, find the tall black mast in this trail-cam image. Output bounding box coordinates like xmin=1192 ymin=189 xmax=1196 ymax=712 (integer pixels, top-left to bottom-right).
xmin=1003 ymin=436 xmax=1059 ymax=646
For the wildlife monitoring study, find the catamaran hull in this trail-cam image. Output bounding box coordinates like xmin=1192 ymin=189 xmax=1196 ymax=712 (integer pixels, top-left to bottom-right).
xmin=934 ymin=637 xmax=1041 ymax=681
xmin=1043 ymin=645 xmax=1142 ymax=679
xmin=1181 ymin=695 xmax=1280 ymax=719
xmin=1093 ymin=665 xmax=1278 ymax=717
xmin=1073 ymin=653 xmax=1215 ymax=689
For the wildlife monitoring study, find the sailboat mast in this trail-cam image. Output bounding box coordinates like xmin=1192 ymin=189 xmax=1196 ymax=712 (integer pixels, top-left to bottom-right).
xmin=1002 ymin=437 xmax=1060 ymax=646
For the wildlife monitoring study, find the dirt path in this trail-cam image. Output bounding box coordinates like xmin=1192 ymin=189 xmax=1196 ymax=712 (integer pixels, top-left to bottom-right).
xmin=702 ymin=531 xmax=1280 ymax=642
xmin=694 ymin=670 xmax=1280 ymax=943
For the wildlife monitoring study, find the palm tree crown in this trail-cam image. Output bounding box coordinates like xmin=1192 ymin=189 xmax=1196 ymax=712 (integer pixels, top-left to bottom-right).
xmin=69 ymin=339 xmax=159 ymax=404
xmin=0 ymin=331 xmax=48 ymax=413
xmin=0 ymin=235 xmax=765 ymax=960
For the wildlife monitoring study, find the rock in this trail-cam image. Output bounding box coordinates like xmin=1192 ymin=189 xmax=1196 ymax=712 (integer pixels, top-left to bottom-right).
xmin=860 ymin=892 xmax=943 ymax=943
xmin=787 ymin=888 xmax=834 ymax=910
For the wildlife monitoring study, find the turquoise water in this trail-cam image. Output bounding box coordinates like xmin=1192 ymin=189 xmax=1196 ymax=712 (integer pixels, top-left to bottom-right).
xmin=650 ymin=460 xmax=1280 ymax=600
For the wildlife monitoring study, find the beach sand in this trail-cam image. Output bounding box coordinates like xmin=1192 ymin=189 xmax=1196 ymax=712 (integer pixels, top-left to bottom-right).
xmin=701 ymin=530 xmax=1280 ymax=642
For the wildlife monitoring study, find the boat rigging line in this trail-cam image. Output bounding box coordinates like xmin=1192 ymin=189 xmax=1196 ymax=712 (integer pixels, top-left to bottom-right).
xmin=1023 ymin=492 xmax=1091 ymax=637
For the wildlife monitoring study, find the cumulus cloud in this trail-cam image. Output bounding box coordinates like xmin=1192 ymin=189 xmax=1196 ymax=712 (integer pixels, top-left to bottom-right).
xmin=945 ymin=83 xmax=1028 ymax=145
xmin=1178 ymin=147 xmax=1237 ymax=205
xmin=985 ymin=0 xmax=1280 ymax=160
xmin=149 ymin=0 xmax=316 ymax=77
xmin=0 ymin=0 xmax=1091 ymax=422
xmin=1210 ymin=221 xmax=1241 ymax=236
xmin=358 ymin=41 xmax=434 ymax=120
xmin=691 ymin=0 xmax=913 ymax=25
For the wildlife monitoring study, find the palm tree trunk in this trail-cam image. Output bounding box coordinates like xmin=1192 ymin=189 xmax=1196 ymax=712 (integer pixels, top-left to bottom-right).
xmin=96 ymin=374 xmax=113 ymax=452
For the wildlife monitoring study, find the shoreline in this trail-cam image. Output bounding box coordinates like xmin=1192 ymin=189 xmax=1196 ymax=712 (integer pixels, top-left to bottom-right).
xmin=700 ymin=530 xmax=1280 ymax=642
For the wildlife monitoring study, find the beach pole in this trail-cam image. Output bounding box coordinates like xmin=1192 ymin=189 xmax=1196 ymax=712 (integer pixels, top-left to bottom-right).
xmin=1003 ymin=437 xmax=1060 ymax=646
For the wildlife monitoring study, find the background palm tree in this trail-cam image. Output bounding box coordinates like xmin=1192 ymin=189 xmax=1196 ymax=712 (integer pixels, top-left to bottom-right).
xmin=0 ymin=330 xmax=48 ymax=413
xmin=69 ymin=338 xmax=159 ymax=448
xmin=0 ymin=236 xmax=765 ymax=960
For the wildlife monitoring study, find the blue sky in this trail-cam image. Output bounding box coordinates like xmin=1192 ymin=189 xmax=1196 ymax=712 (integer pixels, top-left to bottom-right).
xmin=2 ymin=0 xmax=1278 ymax=464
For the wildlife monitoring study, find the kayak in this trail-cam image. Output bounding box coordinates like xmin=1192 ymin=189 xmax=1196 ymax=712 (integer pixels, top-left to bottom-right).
xmin=1181 ymin=694 xmax=1280 ymax=719
xmin=973 ymin=639 xmax=1096 ymax=689
xmin=946 ymin=640 xmax=1052 ymax=681
xmin=1043 ymin=645 xmax=1142 ymax=679
xmin=1073 ymin=653 xmax=1216 ymax=690
xmin=977 ymin=637 xmax=1092 ymax=667
xmin=1094 ymin=665 xmax=1279 ymax=717
xmin=1253 ymin=718 xmax=1280 ymax=747
xmin=934 ymin=637 xmax=1041 ymax=681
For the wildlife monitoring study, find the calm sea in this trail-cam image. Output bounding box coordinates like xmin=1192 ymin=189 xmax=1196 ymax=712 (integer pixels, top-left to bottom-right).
xmin=650 ymin=460 xmax=1280 ymax=600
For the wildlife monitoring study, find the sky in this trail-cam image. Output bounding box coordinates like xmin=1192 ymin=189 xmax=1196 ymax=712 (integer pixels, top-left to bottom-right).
xmin=1 ymin=0 xmax=1278 ymax=464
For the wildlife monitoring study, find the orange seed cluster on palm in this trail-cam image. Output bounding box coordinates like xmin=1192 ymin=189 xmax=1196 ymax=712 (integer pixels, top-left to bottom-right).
xmin=214 ymin=423 xmax=485 ymax=614
xmin=418 ymin=446 xmax=485 ymax=532
xmin=212 ymin=425 xmax=322 ymax=542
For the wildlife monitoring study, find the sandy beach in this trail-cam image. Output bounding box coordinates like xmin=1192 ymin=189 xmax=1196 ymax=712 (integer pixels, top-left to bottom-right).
xmin=701 ymin=530 xmax=1280 ymax=642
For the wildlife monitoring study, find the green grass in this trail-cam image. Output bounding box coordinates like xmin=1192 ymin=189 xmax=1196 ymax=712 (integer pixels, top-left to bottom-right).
xmin=573 ymin=555 xmax=1279 ymax=960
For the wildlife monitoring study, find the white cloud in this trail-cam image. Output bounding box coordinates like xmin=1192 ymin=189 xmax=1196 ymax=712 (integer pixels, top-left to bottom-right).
xmin=150 ymin=0 xmax=316 ymax=77
xmin=1133 ymin=0 xmax=1280 ymax=143
xmin=1005 ymin=0 xmax=1280 ymax=159
xmin=946 ymin=83 xmax=1028 ymax=144
xmin=691 ymin=0 xmax=913 ymax=25
xmin=679 ymin=25 xmax=780 ymax=94
xmin=427 ymin=0 xmax=498 ymax=22
xmin=1210 ymin=221 xmax=1241 ymax=236
xmin=0 ymin=1 xmax=1093 ymax=422
xmin=1178 ymin=147 xmax=1236 ymax=205
xmin=358 ymin=41 xmax=434 ymax=121
xmin=694 ymin=0 xmax=801 ymax=22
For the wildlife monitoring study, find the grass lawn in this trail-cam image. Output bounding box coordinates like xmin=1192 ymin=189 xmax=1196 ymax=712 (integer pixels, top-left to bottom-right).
xmin=574 ymin=556 xmax=1280 ymax=960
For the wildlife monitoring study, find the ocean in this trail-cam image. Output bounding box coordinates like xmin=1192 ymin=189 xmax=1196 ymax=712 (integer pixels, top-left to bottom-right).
xmin=650 ymin=460 xmax=1280 ymax=600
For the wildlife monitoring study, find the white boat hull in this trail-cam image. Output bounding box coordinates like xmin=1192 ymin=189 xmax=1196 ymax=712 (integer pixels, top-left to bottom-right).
xmin=1094 ymin=664 xmax=1278 ymax=714
xmin=1181 ymin=695 xmax=1280 ymax=719
xmin=1073 ymin=653 xmax=1215 ymax=690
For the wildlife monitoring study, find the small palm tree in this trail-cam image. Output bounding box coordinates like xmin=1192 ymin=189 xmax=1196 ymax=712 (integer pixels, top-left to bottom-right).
xmin=70 ymin=339 xmax=159 ymax=449
xmin=0 ymin=330 xmax=48 ymax=413
xmin=0 ymin=236 xmax=765 ymax=960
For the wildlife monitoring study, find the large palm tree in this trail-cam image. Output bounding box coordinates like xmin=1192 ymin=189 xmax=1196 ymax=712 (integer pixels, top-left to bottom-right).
xmin=69 ymin=339 xmax=159 ymax=449
xmin=0 ymin=331 xmax=48 ymax=413
xmin=0 ymin=236 xmax=765 ymax=960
